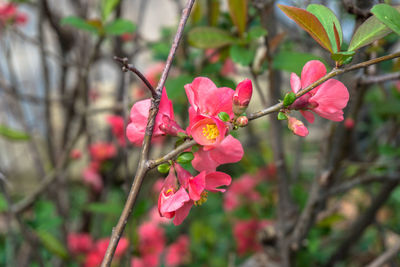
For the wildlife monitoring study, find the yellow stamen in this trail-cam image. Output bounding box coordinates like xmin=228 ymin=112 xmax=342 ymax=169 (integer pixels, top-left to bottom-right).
xmin=202 ymin=124 xmax=219 ymax=140
xmin=194 ymin=191 xmax=208 ymax=206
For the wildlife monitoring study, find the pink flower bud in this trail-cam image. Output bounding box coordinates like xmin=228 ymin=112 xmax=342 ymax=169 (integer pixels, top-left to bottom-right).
xmin=159 ymin=115 xmax=185 ymax=137
xmin=70 ymin=149 xmax=82 ymax=159
xmin=344 ymin=118 xmax=355 ymax=129
xmin=288 ymin=117 xmax=309 ymax=137
xmin=233 ymin=79 xmax=253 ymax=115
xmin=236 ymin=116 xmax=248 ymax=127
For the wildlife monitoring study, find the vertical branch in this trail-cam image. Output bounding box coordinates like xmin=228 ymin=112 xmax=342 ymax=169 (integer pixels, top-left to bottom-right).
xmin=100 ymin=1 xmax=195 ymax=266
xmin=258 ymin=1 xmax=295 ymax=265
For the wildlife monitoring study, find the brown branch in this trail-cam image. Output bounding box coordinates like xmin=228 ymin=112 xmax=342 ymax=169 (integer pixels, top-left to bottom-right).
xmin=100 ymin=1 xmax=196 ymax=266
xmin=366 ymin=240 xmax=400 ymax=267
xmin=247 ymin=51 xmax=400 ymax=121
xmin=113 ymin=56 xmax=156 ymax=98
xmin=360 ymin=71 xmax=400 ymax=84
xmin=148 ymin=139 xmax=197 ymax=168
xmin=323 ymin=173 xmax=400 ymax=198
xmin=325 ymin=179 xmax=400 ymax=266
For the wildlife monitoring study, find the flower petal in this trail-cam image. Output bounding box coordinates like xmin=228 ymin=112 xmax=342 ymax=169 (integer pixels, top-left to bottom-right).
xmin=290 ymin=73 xmax=301 ymax=93
xmin=205 ymin=172 xmax=232 ymax=192
xmin=300 ymin=110 xmax=315 ymax=123
xmin=301 ymin=60 xmax=326 ymax=89
xmin=173 ymin=201 xmax=193 ymax=225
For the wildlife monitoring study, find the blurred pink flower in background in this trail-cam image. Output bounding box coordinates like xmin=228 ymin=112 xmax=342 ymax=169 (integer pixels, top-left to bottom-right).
xmin=82 ymin=164 xmax=103 ymax=193
xmin=70 ymin=149 xmax=82 ymax=159
xmin=89 ymin=142 xmax=116 ymax=162
xmin=107 ymin=115 xmax=126 ymax=146
xmin=0 ymin=3 xmax=27 ymax=27
xmin=233 ymin=219 xmax=269 ymax=255
xmin=68 ymin=233 xmax=94 ymax=255
xmin=82 ymin=237 xmax=129 ymax=267
xmin=165 ymin=235 xmax=190 ymax=267
xmin=138 ymin=222 xmax=166 ymax=267
xmin=344 ymin=117 xmax=355 ymax=129
xmin=224 ymin=174 xmax=261 ymax=211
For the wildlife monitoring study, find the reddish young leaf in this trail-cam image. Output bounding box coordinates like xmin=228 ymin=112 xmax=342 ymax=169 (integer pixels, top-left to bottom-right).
xmin=278 ymin=4 xmax=332 ymax=52
xmin=333 ymin=24 xmax=341 ymax=52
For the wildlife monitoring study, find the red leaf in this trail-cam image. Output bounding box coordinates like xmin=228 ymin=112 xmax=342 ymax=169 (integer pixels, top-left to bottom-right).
xmin=278 ymin=4 xmax=332 ymax=52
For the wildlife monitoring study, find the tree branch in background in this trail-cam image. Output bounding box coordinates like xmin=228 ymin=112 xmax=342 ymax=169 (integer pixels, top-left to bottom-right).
xmin=100 ymin=1 xmax=196 ymax=266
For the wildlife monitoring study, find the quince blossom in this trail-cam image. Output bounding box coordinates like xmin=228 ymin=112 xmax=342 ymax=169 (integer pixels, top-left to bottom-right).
xmin=290 ymin=60 xmax=349 ymax=123
xmin=126 ymin=88 xmax=178 ymax=146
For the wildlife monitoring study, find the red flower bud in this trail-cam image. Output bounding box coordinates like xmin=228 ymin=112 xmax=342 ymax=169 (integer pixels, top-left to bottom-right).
xmin=236 ymin=116 xmax=248 ymax=127
xmin=344 ymin=118 xmax=355 ymax=129
xmin=159 ymin=115 xmax=184 ymax=137
xmin=288 ymin=117 xmax=309 ymax=137
xmin=233 ymin=79 xmax=253 ymax=115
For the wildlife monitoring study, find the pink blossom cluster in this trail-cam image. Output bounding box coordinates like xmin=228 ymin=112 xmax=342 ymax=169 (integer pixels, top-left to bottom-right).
xmin=107 ymin=115 xmax=126 ymax=146
xmin=287 ymin=60 xmax=349 ymax=137
xmin=0 ymin=2 xmax=27 ymax=28
xmin=126 ymin=77 xmax=253 ymax=225
xmin=68 ymin=234 xmax=128 ymax=267
xmin=233 ymin=219 xmax=270 ymax=255
xmin=82 ymin=142 xmax=117 ymax=192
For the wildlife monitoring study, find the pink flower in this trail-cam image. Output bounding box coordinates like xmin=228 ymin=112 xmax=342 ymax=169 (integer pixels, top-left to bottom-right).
xmin=287 ymin=116 xmax=309 ymax=137
xmin=126 ymin=88 xmax=177 ymax=146
xmin=344 ymin=117 xmax=355 ymax=129
xmin=84 ymin=237 xmax=129 ymax=267
xmin=82 ymin=164 xmax=103 ymax=193
xmin=221 ymin=58 xmax=236 ymax=76
xmin=232 ymin=79 xmax=253 ymax=115
xmin=290 ymin=60 xmax=349 ymax=123
xmin=138 ymin=222 xmax=166 ymax=266
xmin=67 ymin=233 xmax=93 ymax=254
xmin=165 ymin=235 xmax=190 ymax=267
xmin=233 ymin=219 xmax=269 ymax=255
xmin=185 ymin=77 xmax=234 ymax=118
xmin=70 ymin=149 xmax=82 ymax=159
xmin=131 ymin=257 xmax=146 ymax=267
xmin=224 ymin=174 xmax=260 ymax=211
xmin=0 ymin=3 xmax=27 ymax=26
xmin=191 ymin=135 xmax=244 ymax=172
xmin=89 ymin=142 xmax=116 ymax=162
xmin=158 ymin=164 xmax=232 ymax=225
xmin=159 ymin=115 xmax=185 ymax=137
xmin=107 ymin=115 xmax=126 ymax=146
xmin=158 ymin=169 xmax=192 ymax=225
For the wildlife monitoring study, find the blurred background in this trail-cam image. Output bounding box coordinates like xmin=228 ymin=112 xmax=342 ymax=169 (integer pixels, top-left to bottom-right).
xmin=1 ymin=0 xmax=400 ymax=266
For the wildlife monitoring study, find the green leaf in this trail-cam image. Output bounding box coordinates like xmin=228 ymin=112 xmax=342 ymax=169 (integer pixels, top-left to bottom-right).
xmin=157 ymin=163 xmax=171 ymax=174
xmin=85 ymin=202 xmax=123 ymax=215
xmin=307 ymin=4 xmax=342 ymax=52
xmin=283 ymin=92 xmax=296 ymax=107
xmin=101 ymin=0 xmax=120 ymax=21
xmin=104 ymin=19 xmax=136 ymax=36
xmin=188 ymin=27 xmax=236 ymax=49
xmin=277 ymin=112 xmax=288 ymax=120
xmin=35 ymin=229 xmax=68 ymax=259
xmin=348 ymin=15 xmax=392 ymax=51
xmin=228 ymin=0 xmax=247 ymax=37
xmin=0 ymin=124 xmax=30 ymax=141
xmin=229 ymin=44 xmax=255 ymax=66
xmin=218 ymin=112 xmax=231 ymax=122
xmin=60 ymin=16 xmax=100 ymax=34
xmin=210 ymin=0 xmax=220 ymax=26
xmin=177 ymin=152 xmax=194 ymax=164
xmin=317 ymin=213 xmax=345 ymax=228
xmin=331 ymin=51 xmax=355 ymax=66
xmin=165 ymin=74 xmax=193 ymax=100
xmin=0 ymin=194 xmax=7 ymax=212
xmin=273 ymin=51 xmax=327 ymax=75
xmin=371 ymin=4 xmax=400 ymax=36
xmin=247 ymin=26 xmax=268 ymax=41
xmin=278 ymin=4 xmax=332 ymax=52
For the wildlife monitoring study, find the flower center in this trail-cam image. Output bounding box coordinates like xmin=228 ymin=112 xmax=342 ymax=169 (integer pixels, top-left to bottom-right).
xmin=202 ymin=124 xmax=219 ymax=140
xmin=194 ymin=191 xmax=208 ymax=206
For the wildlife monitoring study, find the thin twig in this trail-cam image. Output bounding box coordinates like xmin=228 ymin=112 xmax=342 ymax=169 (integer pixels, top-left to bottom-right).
xmin=148 ymin=139 xmax=197 ymax=168
xmin=100 ymin=1 xmax=195 ymax=266
xmin=114 ymin=56 xmax=157 ymax=98
xmin=366 ymin=240 xmax=400 ymax=267
xmin=247 ymin=51 xmax=400 ymax=121
xmin=360 ymin=72 xmax=400 ymax=84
